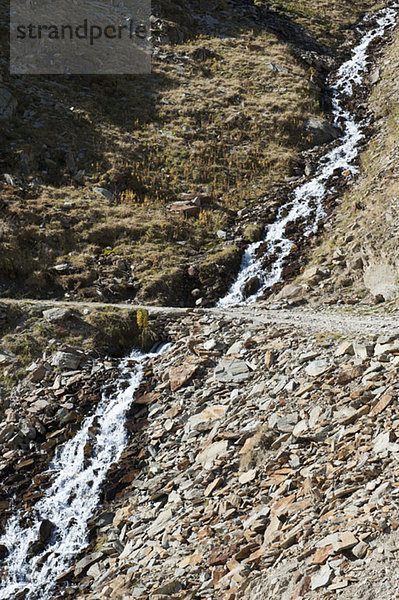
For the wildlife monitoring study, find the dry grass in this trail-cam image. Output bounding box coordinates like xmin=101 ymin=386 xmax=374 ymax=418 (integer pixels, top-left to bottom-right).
xmin=263 ymin=0 xmax=383 ymax=46
xmin=0 ymin=0 xmax=381 ymax=304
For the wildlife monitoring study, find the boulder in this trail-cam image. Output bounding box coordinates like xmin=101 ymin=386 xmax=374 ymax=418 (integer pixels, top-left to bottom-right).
xmin=243 ymin=276 xmax=261 ymax=299
xmin=51 ymin=349 xmax=83 ymax=370
xmin=303 ymin=117 xmax=342 ymax=146
xmin=39 ymin=519 xmax=55 ymax=544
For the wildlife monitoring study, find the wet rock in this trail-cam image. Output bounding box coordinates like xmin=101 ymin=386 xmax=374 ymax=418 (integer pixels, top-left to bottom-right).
xmin=0 ymin=544 xmax=8 ymax=561
xmin=243 ymin=277 xmax=261 ymax=298
xmin=39 ymin=519 xmax=55 ymax=544
xmin=27 ymin=520 xmax=55 ymax=559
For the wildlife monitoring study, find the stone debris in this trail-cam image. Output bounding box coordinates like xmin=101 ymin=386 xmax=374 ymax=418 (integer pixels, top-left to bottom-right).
xmin=40 ymin=310 xmax=399 ymax=600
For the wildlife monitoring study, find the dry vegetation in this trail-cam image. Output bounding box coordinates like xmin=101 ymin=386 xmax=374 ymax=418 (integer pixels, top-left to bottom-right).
xmin=0 ymin=0 xmax=385 ymax=305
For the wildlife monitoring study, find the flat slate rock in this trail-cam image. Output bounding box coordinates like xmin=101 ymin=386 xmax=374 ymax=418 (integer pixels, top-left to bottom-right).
xmin=214 ymin=357 xmax=250 ymax=383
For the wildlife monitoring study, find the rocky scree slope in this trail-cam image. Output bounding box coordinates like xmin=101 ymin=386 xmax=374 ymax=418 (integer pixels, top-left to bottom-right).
xmin=46 ymin=307 xmax=399 ymax=600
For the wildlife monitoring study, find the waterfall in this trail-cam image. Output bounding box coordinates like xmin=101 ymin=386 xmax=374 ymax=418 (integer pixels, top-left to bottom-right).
xmin=0 ymin=4 xmax=398 ymax=599
xmin=218 ymin=4 xmax=398 ymax=307
xmin=0 ymin=347 xmax=166 ymax=600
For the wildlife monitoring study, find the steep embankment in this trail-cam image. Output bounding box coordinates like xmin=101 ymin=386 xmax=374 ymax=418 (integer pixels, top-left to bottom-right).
xmin=278 ymin=21 xmax=399 ymax=308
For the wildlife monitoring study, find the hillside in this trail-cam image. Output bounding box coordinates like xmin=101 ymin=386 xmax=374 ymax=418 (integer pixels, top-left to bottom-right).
xmin=1 ymin=2 xmax=399 ymax=600
xmin=286 ymin=24 xmax=399 ymax=308
xmin=0 ymin=0 xmax=382 ymax=307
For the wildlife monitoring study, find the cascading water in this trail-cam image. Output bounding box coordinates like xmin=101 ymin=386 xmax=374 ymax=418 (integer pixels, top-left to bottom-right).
xmin=0 ymin=347 xmax=167 ymax=600
xmin=218 ymin=4 xmax=398 ymax=307
xmin=0 ymin=5 xmax=398 ymax=600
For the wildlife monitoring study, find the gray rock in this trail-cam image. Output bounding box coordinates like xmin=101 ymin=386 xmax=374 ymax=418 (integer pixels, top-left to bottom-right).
xmin=28 ymin=399 xmax=50 ymax=414
xmin=243 ymin=276 xmax=261 ymax=299
xmin=353 ymin=342 xmax=374 ymax=361
xmin=51 ymin=350 xmax=83 ymax=370
xmin=305 ymin=359 xmax=330 ymax=377
xmin=275 ymin=284 xmax=303 ymax=301
xmin=74 ymin=551 xmax=104 ymax=576
xmin=352 ymin=540 xmax=369 ymax=559
xmin=0 ymin=350 xmax=16 ymax=365
xmin=302 ymin=266 xmax=328 ymax=283
xmin=374 ymin=340 xmax=399 ymax=357
xmin=335 ymin=341 xmax=354 ymax=357
xmin=214 ymin=357 xmax=250 ymax=383
xmin=147 ymin=509 xmax=173 ymax=539
xmin=276 ymin=413 xmax=299 ymax=433
xmin=93 ymin=187 xmax=114 ymax=201
xmin=19 ymin=420 xmax=36 ymax=440
xmin=53 ymin=263 xmax=70 ymax=273
xmin=152 ymin=580 xmax=181 ymax=596
xmin=0 ymin=87 xmax=17 ymax=120
xmin=311 ymin=565 xmax=332 ymax=590
xmin=42 ymin=308 xmax=72 ymax=323
xmin=303 ymin=117 xmax=342 ymax=146
xmin=27 ymin=363 xmax=47 ymax=383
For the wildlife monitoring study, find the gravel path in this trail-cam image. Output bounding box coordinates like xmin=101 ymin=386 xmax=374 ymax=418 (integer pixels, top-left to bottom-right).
xmin=1 ymin=298 xmax=398 ymax=337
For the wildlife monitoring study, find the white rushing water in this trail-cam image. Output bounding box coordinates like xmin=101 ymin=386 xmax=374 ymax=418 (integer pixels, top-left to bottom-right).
xmin=0 ymin=5 xmax=398 ymax=600
xmin=0 ymin=347 xmax=166 ymax=600
xmin=218 ymin=4 xmax=398 ymax=307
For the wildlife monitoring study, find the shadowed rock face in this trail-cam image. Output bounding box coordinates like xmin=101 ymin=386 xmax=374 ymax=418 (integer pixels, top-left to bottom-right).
xmin=0 ymin=87 xmax=17 ymax=120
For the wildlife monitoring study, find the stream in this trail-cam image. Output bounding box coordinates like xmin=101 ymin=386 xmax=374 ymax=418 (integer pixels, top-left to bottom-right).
xmin=218 ymin=4 xmax=398 ymax=307
xmin=0 ymin=349 xmax=167 ymax=599
xmin=0 ymin=4 xmax=398 ymax=599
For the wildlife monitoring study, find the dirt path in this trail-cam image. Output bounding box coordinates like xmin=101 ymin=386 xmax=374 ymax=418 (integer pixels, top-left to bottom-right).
xmin=1 ymin=297 xmax=398 ymax=337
